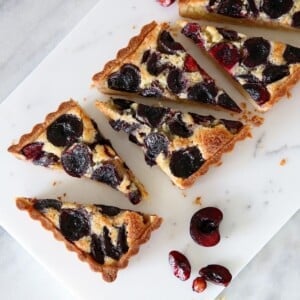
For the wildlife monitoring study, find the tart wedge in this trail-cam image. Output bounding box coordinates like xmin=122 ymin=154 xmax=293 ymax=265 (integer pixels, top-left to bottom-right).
xmin=95 ymin=99 xmax=251 ymax=189
xmin=180 ymin=21 xmax=300 ymax=111
xmin=16 ymin=197 xmax=162 ymax=282
xmin=179 ymin=0 xmax=300 ymax=31
xmin=92 ymin=21 xmax=241 ymax=113
xmin=8 ymin=100 xmax=147 ymax=204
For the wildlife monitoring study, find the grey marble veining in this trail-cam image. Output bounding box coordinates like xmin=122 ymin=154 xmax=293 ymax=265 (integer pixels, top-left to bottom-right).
xmin=0 ymin=1 xmax=299 ymax=299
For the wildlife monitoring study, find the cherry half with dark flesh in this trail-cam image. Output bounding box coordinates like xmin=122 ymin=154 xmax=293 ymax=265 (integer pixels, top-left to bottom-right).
xmin=169 ymin=147 xmax=204 ymax=178
xmin=262 ymin=0 xmax=293 ymax=19
xmin=167 ymin=68 xmax=185 ymax=94
xmin=263 ymin=64 xmax=290 ymax=84
xmin=199 ymin=264 xmax=232 ymax=286
xmin=92 ymin=163 xmax=122 ymax=188
xmin=61 ymin=143 xmax=92 ymax=177
xmin=243 ymin=83 xmax=270 ymax=105
xmin=216 ymin=0 xmax=244 ymax=18
xmin=59 ymin=209 xmax=90 ymax=242
xmin=47 ymin=114 xmax=83 ymax=147
xmin=107 ymin=64 xmax=141 ymax=93
xmin=187 ymin=82 xmax=218 ymax=105
xmin=137 ymin=104 xmax=168 ymax=128
xmin=190 ymin=207 xmax=223 ymax=247
xmin=144 ymin=133 xmax=169 ymax=166
xmin=292 ymin=11 xmax=300 ymax=28
xmin=283 ymin=45 xmax=300 ymax=64
xmin=34 ymin=199 xmax=62 ymax=212
xmin=243 ymin=38 xmax=270 ymax=68
xmin=157 ymin=30 xmax=184 ymax=55
xmin=209 ymin=42 xmax=239 ymax=71
xmin=169 ymin=250 xmax=191 ymax=281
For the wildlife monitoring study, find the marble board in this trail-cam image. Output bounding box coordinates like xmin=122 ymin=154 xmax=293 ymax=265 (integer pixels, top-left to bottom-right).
xmin=0 ymin=1 xmax=299 ymax=299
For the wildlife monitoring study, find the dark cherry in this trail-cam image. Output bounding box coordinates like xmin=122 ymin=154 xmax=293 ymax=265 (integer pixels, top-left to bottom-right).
xmin=199 ymin=264 xmax=232 ymax=286
xmin=181 ymin=23 xmax=203 ymax=45
xmin=92 ymin=163 xmax=122 ymax=188
xmin=33 ymin=152 xmax=59 ymax=167
xmin=91 ymin=234 xmax=105 ymax=264
xmin=157 ymin=30 xmax=184 ymax=54
xmin=283 ymin=45 xmax=300 ymax=64
xmin=220 ymin=119 xmax=243 ymax=134
xmin=128 ymin=189 xmax=142 ymax=205
xmin=261 ymin=0 xmax=293 ymax=19
xmin=217 ymin=28 xmax=239 ymax=41
xmin=167 ymin=68 xmax=185 ymax=94
xmin=34 ymin=199 xmax=62 ymax=212
xmin=107 ymin=64 xmax=141 ymax=93
xmin=141 ymin=49 xmax=151 ymax=64
xmin=292 ymin=11 xmax=300 ymax=28
xmin=168 ymin=250 xmax=191 ymax=281
xmin=144 ymin=133 xmax=169 ymax=166
xmin=210 ymin=42 xmax=239 ymax=71
xmin=184 ymin=55 xmax=199 ymax=72
xmin=243 ymin=38 xmax=270 ymax=67
xmin=109 ymin=119 xmax=138 ymax=133
xmin=168 ymin=113 xmax=192 ymax=138
xmin=190 ymin=207 xmax=223 ymax=247
xmin=96 ymin=204 xmax=121 ymax=216
xmin=187 ymin=82 xmax=217 ymax=104
xmin=21 ymin=142 xmax=43 ymax=160
xmin=59 ymin=209 xmax=90 ymax=242
xmin=217 ymin=0 xmax=244 ymax=18
xmin=146 ymin=52 xmax=168 ymax=76
xmin=190 ymin=113 xmax=215 ymax=126
xmin=218 ymin=93 xmax=241 ymax=113
xmin=247 ymin=0 xmax=259 ymax=16
xmin=192 ymin=277 xmax=207 ymax=293
xmin=61 ymin=143 xmax=91 ymax=177
xmin=243 ymin=83 xmax=270 ymax=105
xmin=102 ymin=226 xmax=123 ymax=260
xmin=169 ymin=147 xmax=204 ymax=178
xmin=263 ymin=64 xmax=290 ymax=84
xmin=112 ymin=98 xmax=133 ymax=110
xmin=137 ymin=104 xmax=168 ymax=128
xmin=139 ymin=81 xmax=163 ymax=98
xmin=47 ymin=114 xmax=83 ymax=147
xmin=116 ymin=225 xmax=129 ymax=255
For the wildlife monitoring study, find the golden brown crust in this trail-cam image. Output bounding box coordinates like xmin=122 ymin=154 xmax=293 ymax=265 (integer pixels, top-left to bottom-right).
xmin=92 ymin=21 xmax=164 ymax=89
xmin=8 ymin=100 xmax=77 ymax=156
xmin=16 ymin=197 xmax=162 ymax=282
xmin=178 ymin=125 xmax=251 ymax=188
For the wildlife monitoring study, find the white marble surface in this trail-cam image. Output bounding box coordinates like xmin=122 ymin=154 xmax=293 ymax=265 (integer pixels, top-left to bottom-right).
xmin=0 ymin=1 xmax=299 ymax=299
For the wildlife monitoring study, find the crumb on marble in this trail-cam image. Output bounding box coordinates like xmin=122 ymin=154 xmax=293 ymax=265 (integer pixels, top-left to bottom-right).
xmin=181 ymin=191 xmax=187 ymax=197
xmin=83 ymin=97 xmax=87 ymax=102
xmin=52 ymin=181 xmax=57 ymax=186
xmin=194 ymin=196 xmax=202 ymax=205
xmin=280 ymin=158 xmax=287 ymax=166
xmin=132 ymin=25 xmax=136 ymax=29
xmin=251 ymin=115 xmax=264 ymax=127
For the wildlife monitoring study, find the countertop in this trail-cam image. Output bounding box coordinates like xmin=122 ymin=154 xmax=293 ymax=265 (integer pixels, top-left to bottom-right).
xmin=1 ymin=1 xmax=299 ymax=299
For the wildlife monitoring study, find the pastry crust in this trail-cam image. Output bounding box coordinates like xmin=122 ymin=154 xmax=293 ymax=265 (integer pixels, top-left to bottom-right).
xmin=95 ymin=100 xmax=251 ymax=189
xmin=179 ymin=0 xmax=300 ymax=31
xmin=8 ymin=100 xmax=148 ymax=203
xmin=16 ymin=197 xmax=162 ymax=282
xmin=92 ymin=21 xmax=241 ymax=113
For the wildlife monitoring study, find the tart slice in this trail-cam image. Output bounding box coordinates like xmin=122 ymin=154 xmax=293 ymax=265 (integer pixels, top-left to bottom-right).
xmin=95 ymin=99 xmax=250 ymax=189
xmin=179 ymin=0 xmax=300 ymax=30
xmin=16 ymin=197 xmax=162 ymax=282
xmin=180 ymin=21 xmax=300 ymax=112
xmin=8 ymin=100 xmax=147 ymax=204
xmin=92 ymin=21 xmax=241 ymax=113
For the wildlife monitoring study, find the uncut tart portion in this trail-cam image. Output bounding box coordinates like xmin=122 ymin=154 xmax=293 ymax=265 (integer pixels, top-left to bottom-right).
xmin=8 ymin=100 xmax=147 ymax=204
xmin=179 ymin=0 xmax=300 ymax=30
xmin=16 ymin=197 xmax=162 ymax=282
xmin=95 ymin=99 xmax=250 ymax=189
xmin=180 ymin=21 xmax=300 ymax=112
xmin=92 ymin=21 xmax=241 ymax=113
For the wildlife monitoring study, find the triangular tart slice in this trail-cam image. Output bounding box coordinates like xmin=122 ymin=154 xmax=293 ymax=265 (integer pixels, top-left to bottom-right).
xmin=92 ymin=21 xmax=241 ymax=113
xmin=180 ymin=21 xmax=300 ymax=112
xmin=8 ymin=100 xmax=147 ymax=204
xmin=179 ymin=0 xmax=300 ymax=31
xmin=95 ymin=99 xmax=251 ymax=189
xmin=16 ymin=197 xmax=162 ymax=282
